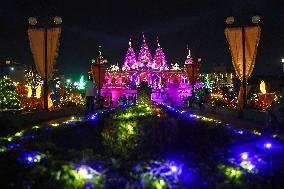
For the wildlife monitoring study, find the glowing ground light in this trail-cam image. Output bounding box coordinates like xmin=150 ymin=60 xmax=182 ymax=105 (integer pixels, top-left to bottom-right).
xmin=19 ymin=152 xmax=46 ymax=165
xmin=5 ymin=142 xmax=20 ymax=149
xmin=32 ymin=125 xmax=40 ymax=129
xmin=19 ymin=135 xmax=35 ymax=140
xmin=153 ymin=179 xmax=166 ymax=189
xmin=240 ymin=161 xmax=255 ymax=172
xmin=51 ymin=123 xmax=59 ymax=127
xmin=241 ymin=152 xmax=249 ymax=160
xmin=0 ymin=147 xmax=7 ymax=152
xmin=78 ymin=167 xmax=93 ymax=179
xmin=14 ymin=131 xmax=24 ymax=137
xmin=88 ymin=113 xmax=98 ymax=120
xmin=127 ymin=125 xmax=133 ymax=132
xmin=264 ymin=143 xmax=272 ymax=149
xmin=170 ymin=165 xmax=177 ymax=172
xmin=219 ymin=165 xmax=243 ymax=179
xmin=135 ymin=160 xmax=193 ymax=188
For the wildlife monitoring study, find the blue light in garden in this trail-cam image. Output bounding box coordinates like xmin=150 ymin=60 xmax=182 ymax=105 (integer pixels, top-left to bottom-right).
xmin=78 ymin=167 xmax=93 ymax=179
xmin=88 ymin=113 xmax=98 ymax=121
xmin=264 ymin=143 xmax=272 ymax=149
xmin=19 ymin=135 xmax=35 ymax=140
xmin=233 ymin=129 xmax=246 ymax=135
xmin=241 ymin=152 xmax=248 ymax=160
xmin=44 ymin=127 xmax=54 ymax=131
xmin=86 ymin=109 xmax=115 ymax=121
xmin=135 ymin=160 xmax=190 ymax=188
xmin=5 ymin=142 xmax=20 ymax=149
xmin=170 ymin=165 xmax=178 ymax=172
xmin=74 ymin=165 xmax=102 ymax=181
xmin=19 ymin=152 xmax=45 ymax=165
xmin=240 ymin=161 xmax=255 ymax=172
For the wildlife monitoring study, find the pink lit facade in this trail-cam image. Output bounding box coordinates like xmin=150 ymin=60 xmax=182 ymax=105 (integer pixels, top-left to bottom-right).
xmin=99 ymin=35 xmax=200 ymax=107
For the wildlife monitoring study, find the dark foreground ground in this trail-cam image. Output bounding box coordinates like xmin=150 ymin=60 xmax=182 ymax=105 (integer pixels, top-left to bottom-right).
xmin=0 ymin=104 xmax=284 ymax=188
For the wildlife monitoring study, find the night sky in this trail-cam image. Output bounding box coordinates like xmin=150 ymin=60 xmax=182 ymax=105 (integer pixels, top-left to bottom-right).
xmin=0 ymin=0 xmax=284 ymax=80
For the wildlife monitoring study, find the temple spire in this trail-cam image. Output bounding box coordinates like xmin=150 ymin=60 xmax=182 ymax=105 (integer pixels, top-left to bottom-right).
xmin=123 ymin=39 xmax=137 ymax=70
xmin=99 ymin=45 xmax=102 ymax=57
xmin=153 ymin=37 xmax=168 ymax=70
xmin=138 ymin=33 xmax=152 ymax=68
xmin=185 ymin=45 xmax=193 ymax=65
xmin=142 ymin=32 xmax=146 ymax=43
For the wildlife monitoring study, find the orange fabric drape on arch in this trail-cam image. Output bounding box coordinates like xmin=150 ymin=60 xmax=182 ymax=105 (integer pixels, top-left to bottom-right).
xmin=28 ymin=28 xmax=61 ymax=80
xmin=224 ymin=26 xmax=261 ymax=108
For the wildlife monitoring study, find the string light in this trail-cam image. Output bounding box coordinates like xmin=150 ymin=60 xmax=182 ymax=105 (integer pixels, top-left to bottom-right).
xmin=0 ymin=76 xmax=22 ymax=110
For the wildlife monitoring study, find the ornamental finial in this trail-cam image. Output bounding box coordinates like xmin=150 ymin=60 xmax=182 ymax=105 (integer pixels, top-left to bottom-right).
xmin=186 ymin=45 xmax=191 ymax=58
xmin=142 ymin=32 xmax=146 ymax=43
xmin=157 ymin=36 xmax=160 ymax=47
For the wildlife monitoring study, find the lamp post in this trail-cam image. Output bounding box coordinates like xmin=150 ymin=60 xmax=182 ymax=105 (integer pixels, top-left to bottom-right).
xmin=225 ymin=15 xmax=260 ymax=110
xmin=28 ymin=16 xmax=62 ymax=110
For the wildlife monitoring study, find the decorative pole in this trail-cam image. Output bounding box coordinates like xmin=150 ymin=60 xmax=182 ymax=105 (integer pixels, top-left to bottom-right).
xmin=242 ymin=26 xmax=246 ymax=109
xmin=225 ymin=15 xmax=261 ymax=112
xmin=28 ymin=16 xmax=62 ymax=111
xmin=44 ymin=27 xmax=48 ymax=110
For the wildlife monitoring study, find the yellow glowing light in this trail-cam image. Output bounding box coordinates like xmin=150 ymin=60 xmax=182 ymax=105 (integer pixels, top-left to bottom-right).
xmin=36 ymin=85 xmax=42 ymax=98
xmin=260 ymin=80 xmax=266 ymax=94
xmin=0 ymin=147 xmax=8 ymax=153
xmin=127 ymin=125 xmax=133 ymax=132
xmin=27 ymin=86 xmax=32 ymax=97
xmin=48 ymin=94 xmax=53 ymax=109
xmin=14 ymin=130 xmax=24 ymax=137
xmin=51 ymin=123 xmax=59 ymax=127
xmin=252 ymin=130 xmax=262 ymax=136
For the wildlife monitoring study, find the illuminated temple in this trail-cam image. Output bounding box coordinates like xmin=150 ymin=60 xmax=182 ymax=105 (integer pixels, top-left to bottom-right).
xmin=93 ymin=34 xmax=200 ymax=107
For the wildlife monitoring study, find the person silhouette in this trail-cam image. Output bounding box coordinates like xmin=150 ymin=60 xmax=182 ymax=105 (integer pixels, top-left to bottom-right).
xmin=85 ymin=76 xmax=97 ymax=113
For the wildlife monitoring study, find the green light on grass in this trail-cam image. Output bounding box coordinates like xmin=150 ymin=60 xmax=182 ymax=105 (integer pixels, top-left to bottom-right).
xmin=14 ymin=130 xmax=24 ymax=137
xmin=153 ymin=179 xmax=166 ymax=189
xmin=219 ymin=164 xmax=243 ymax=180
xmin=0 ymin=147 xmax=8 ymax=152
